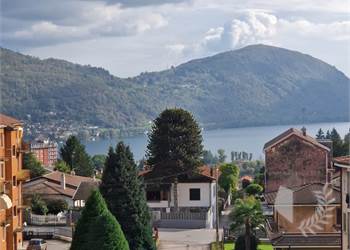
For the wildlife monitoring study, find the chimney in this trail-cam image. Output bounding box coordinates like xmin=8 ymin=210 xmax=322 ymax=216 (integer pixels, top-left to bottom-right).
xmin=61 ymin=173 xmax=66 ymax=190
xmin=301 ymin=127 xmax=306 ymax=136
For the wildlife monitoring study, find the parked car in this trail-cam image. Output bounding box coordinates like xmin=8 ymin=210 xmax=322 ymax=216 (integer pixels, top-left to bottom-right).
xmin=26 ymin=239 xmax=47 ymax=250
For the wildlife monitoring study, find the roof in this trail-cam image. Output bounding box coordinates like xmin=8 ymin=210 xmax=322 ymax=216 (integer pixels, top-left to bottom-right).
xmin=271 ymin=234 xmax=341 ymax=247
xmin=41 ymin=171 xmax=95 ymax=188
xmin=333 ymin=155 xmax=350 ymax=167
xmin=264 ymin=183 xmax=340 ymax=205
xmin=264 ymin=128 xmax=330 ymax=151
xmin=24 ymin=171 xmax=96 ymax=199
xmin=23 ymin=179 xmax=76 ymax=198
xmin=0 ymin=113 xmax=22 ymax=127
xmin=73 ymin=181 xmax=99 ymax=201
xmin=140 ymin=165 xmax=218 ymax=183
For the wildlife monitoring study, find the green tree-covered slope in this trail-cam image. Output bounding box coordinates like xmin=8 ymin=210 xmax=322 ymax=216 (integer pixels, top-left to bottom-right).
xmin=1 ymin=44 xmax=349 ymax=130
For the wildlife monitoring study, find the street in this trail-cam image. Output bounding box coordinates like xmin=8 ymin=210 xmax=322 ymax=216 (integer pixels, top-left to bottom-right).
xmin=158 ymin=228 xmax=216 ymax=249
xmin=22 ymin=240 xmax=70 ymax=250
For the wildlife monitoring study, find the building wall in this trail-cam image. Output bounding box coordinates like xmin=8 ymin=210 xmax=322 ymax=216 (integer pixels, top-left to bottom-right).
xmin=341 ymin=168 xmax=350 ymax=250
xmin=30 ymin=142 xmax=57 ymax=167
xmin=176 ymin=182 xmax=211 ymax=207
xmin=0 ymin=125 xmax=24 ymax=250
xmin=265 ymin=135 xmax=329 ymax=193
xmin=147 ymin=182 xmax=217 ymax=229
xmin=276 ymin=205 xmax=340 ymax=233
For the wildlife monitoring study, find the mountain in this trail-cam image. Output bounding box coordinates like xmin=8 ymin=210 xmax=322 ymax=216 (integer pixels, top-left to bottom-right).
xmin=1 ymin=45 xmax=349 ymax=134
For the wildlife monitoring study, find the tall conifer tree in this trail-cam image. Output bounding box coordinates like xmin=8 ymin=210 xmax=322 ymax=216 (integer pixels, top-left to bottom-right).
xmin=146 ymin=108 xmax=203 ymax=175
xmin=60 ymin=135 xmax=94 ymax=177
xmin=100 ymin=143 xmax=155 ymax=250
xmin=71 ymin=189 xmax=129 ymax=250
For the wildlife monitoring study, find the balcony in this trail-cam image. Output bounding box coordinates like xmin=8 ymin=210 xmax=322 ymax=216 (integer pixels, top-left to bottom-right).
xmin=17 ymin=142 xmax=30 ymax=154
xmin=17 ymin=169 xmax=30 ymax=181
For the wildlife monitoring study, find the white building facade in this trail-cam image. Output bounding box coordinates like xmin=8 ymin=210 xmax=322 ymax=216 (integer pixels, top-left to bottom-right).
xmin=142 ymin=167 xmax=218 ymax=229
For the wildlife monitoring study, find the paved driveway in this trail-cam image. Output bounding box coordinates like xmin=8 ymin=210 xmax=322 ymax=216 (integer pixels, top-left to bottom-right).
xmin=158 ymin=228 xmax=215 ymax=250
xmin=22 ymin=240 xmax=70 ymax=250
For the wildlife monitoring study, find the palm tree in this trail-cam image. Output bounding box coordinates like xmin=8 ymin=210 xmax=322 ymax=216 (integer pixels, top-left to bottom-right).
xmin=230 ymin=196 xmax=264 ymax=250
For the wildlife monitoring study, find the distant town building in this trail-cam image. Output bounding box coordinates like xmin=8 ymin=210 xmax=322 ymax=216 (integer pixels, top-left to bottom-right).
xmin=30 ymin=139 xmax=58 ymax=167
xmin=0 ymin=114 xmax=30 ymax=250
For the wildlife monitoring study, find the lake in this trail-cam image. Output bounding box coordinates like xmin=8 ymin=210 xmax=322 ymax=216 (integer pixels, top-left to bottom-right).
xmin=84 ymin=122 xmax=350 ymax=161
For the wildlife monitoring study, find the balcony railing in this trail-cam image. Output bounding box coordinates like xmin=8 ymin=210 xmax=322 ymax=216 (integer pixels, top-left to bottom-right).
xmin=17 ymin=169 xmax=31 ymax=181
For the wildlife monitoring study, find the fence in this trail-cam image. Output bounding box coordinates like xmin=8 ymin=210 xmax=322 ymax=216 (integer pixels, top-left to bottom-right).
xmin=160 ymin=211 xmax=207 ymax=220
xmin=28 ymin=213 xmax=67 ymax=226
xmin=23 ymin=226 xmax=73 ymax=240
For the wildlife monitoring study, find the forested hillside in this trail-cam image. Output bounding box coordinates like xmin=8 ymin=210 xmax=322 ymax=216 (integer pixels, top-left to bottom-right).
xmin=1 ymin=45 xmax=349 ymax=132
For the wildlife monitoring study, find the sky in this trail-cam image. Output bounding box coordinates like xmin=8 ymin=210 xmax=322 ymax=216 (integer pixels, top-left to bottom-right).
xmin=2 ymin=0 xmax=350 ymax=77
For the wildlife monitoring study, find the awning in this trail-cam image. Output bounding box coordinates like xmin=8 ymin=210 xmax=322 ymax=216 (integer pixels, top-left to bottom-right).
xmin=0 ymin=194 xmax=12 ymax=210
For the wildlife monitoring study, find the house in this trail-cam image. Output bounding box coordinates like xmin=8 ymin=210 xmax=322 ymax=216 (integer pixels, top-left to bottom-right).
xmin=264 ymin=127 xmax=333 ymax=193
xmin=23 ymin=171 xmax=98 ymax=208
xmin=265 ymin=183 xmax=341 ymax=249
xmin=0 ymin=114 xmax=30 ymax=250
xmin=72 ymin=181 xmax=99 ymax=208
xmin=140 ymin=166 xmax=218 ymax=229
xmin=264 ymin=128 xmax=341 ymax=250
xmin=333 ymin=156 xmax=350 ymax=250
xmin=30 ymin=139 xmax=58 ymax=167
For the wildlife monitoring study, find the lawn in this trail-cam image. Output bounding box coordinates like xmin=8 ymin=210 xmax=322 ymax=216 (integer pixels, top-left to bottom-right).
xmin=211 ymin=242 xmax=273 ymax=250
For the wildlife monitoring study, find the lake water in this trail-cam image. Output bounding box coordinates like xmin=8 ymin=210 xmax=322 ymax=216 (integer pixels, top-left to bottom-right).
xmin=84 ymin=122 xmax=350 ymax=161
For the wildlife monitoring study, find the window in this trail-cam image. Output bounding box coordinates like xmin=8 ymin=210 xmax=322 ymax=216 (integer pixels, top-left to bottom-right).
xmin=0 ymin=133 xmax=3 ymax=147
xmin=0 ymin=163 xmax=4 ymax=179
xmin=13 ymin=206 xmax=17 ymax=216
xmin=12 ymin=145 xmax=16 ymax=156
xmin=147 ymin=191 xmax=161 ymax=201
xmin=189 ymin=188 xmax=201 ymax=201
xmin=12 ymin=176 xmax=17 ymax=186
xmin=336 ymin=208 xmax=341 ymax=225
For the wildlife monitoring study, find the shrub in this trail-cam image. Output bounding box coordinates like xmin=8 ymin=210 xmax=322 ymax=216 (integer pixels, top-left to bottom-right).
xmin=245 ymin=184 xmax=263 ymax=196
xmin=46 ymin=199 xmax=68 ymax=214
xmin=31 ymin=194 xmax=48 ymax=215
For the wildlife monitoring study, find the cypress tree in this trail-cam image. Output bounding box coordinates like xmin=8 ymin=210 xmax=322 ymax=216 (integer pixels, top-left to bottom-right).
xmin=60 ymin=135 xmax=94 ymax=177
xmin=100 ymin=143 xmax=155 ymax=250
xmin=70 ymin=189 xmax=129 ymax=250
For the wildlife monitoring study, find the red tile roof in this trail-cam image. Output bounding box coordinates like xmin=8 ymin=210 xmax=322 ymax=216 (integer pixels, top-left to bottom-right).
xmin=42 ymin=171 xmax=95 ymax=188
xmin=264 ymin=128 xmax=330 ymax=151
xmin=0 ymin=113 xmax=22 ymax=127
xmin=138 ymin=165 xmax=221 ymax=180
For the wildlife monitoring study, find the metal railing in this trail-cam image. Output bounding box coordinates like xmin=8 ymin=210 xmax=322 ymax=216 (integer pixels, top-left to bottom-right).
xmin=29 ymin=213 xmax=67 ymax=226
xmin=160 ymin=211 xmax=207 ymax=220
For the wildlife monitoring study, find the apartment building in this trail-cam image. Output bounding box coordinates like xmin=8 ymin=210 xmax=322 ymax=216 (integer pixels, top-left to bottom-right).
xmin=0 ymin=114 xmax=30 ymax=250
xmin=30 ymin=139 xmax=58 ymax=167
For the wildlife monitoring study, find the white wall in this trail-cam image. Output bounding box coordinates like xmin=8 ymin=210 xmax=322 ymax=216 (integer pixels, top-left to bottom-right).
xmin=177 ymin=183 xmax=211 ymax=207
xmin=148 ymin=201 xmax=169 ymax=208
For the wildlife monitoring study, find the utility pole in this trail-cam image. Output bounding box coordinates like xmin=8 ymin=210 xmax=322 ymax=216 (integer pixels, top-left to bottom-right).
xmin=174 ymin=176 xmax=178 ymax=212
xmin=216 ymin=165 xmax=220 ymax=249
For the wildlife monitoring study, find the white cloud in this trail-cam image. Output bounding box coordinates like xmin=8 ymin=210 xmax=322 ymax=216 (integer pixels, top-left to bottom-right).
xmin=169 ymin=10 xmax=350 ymax=58
xmin=3 ymin=2 xmax=168 ymax=47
